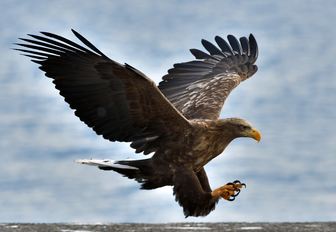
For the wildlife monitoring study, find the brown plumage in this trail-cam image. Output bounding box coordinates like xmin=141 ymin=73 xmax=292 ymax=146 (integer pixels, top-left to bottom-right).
xmin=15 ymin=30 xmax=261 ymax=217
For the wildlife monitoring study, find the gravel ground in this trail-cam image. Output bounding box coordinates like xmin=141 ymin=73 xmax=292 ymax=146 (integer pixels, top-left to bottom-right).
xmin=0 ymin=223 xmax=335 ymax=232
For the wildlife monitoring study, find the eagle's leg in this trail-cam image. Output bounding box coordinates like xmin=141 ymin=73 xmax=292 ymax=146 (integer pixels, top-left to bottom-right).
xmin=211 ymin=180 xmax=246 ymax=201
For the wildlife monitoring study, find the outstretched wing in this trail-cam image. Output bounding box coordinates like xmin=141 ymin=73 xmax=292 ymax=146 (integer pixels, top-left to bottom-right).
xmin=158 ymin=34 xmax=258 ymax=120
xmin=15 ymin=30 xmax=190 ymax=155
xmin=173 ymin=167 xmax=218 ymax=217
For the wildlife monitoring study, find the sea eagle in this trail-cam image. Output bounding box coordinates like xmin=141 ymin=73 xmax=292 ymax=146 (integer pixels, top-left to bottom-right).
xmin=15 ymin=30 xmax=261 ymax=217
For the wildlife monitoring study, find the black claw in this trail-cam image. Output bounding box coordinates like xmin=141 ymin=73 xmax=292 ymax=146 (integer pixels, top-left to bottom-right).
xmin=228 ymin=196 xmax=235 ymax=201
xmin=233 ymin=180 xmax=246 ymax=188
xmin=226 ymin=182 xmax=234 ymax=186
xmin=233 ymin=189 xmax=241 ymax=197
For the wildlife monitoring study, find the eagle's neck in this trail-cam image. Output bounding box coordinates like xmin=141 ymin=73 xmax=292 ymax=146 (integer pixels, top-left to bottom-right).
xmin=213 ymin=131 xmax=235 ymax=152
xmin=189 ymin=119 xmax=239 ymax=171
xmin=209 ymin=119 xmax=245 ymax=154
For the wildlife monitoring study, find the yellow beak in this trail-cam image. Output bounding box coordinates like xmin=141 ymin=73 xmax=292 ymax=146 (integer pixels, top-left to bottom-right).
xmin=250 ymin=128 xmax=262 ymax=142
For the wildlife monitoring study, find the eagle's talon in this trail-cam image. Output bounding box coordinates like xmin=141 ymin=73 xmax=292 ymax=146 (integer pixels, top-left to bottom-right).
xmin=212 ymin=180 xmax=246 ymax=202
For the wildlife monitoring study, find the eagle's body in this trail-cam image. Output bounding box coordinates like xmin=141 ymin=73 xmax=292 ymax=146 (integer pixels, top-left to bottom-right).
xmin=15 ymin=30 xmax=261 ymax=217
xmin=126 ymin=119 xmax=234 ymax=184
xmin=155 ymin=119 xmax=240 ymax=171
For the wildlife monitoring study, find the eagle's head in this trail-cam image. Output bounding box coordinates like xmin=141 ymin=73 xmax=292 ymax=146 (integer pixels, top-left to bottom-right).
xmin=221 ymin=118 xmax=261 ymax=142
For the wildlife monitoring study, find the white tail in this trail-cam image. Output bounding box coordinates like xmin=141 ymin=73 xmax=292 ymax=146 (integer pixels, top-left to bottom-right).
xmin=75 ymin=159 xmax=139 ymax=170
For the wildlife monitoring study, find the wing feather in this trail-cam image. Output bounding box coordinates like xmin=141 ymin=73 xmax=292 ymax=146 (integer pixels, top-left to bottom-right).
xmin=215 ymin=35 xmax=234 ymax=55
xmin=16 ymin=30 xmax=190 ymax=155
xmin=159 ymin=34 xmax=258 ymax=120
xmin=201 ymin=39 xmax=225 ymax=56
xmin=239 ymin=36 xmax=250 ymax=56
xmin=227 ymin=35 xmax=242 ymax=55
xmin=189 ymin=48 xmax=213 ymax=59
xmin=249 ymin=34 xmax=258 ymax=63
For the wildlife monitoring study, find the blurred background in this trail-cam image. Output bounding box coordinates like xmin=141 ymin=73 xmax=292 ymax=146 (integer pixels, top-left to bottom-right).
xmin=1 ymin=0 xmax=335 ymax=223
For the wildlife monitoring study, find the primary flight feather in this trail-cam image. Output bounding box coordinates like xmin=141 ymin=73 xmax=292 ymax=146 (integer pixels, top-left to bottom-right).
xmin=15 ymin=29 xmax=260 ymax=217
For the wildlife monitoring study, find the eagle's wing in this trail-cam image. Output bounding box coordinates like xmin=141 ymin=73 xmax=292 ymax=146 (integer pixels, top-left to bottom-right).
xmin=158 ymin=34 xmax=258 ymax=120
xmin=173 ymin=167 xmax=218 ymax=217
xmin=15 ymin=30 xmax=190 ymax=155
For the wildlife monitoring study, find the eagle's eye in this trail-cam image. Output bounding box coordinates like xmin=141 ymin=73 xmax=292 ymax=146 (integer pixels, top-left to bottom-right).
xmin=239 ymin=125 xmax=249 ymax=131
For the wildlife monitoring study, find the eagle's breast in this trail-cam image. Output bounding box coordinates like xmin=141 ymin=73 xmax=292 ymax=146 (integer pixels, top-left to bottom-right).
xmin=189 ymin=120 xmax=232 ymax=170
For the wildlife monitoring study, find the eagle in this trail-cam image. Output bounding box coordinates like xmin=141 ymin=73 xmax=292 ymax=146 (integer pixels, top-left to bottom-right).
xmin=15 ymin=29 xmax=261 ymax=217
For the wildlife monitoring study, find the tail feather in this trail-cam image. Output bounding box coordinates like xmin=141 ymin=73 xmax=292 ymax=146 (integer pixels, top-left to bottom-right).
xmin=76 ymin=158 xmax=161 ymax=189
xmin=75 ymin=159 xmax=139 ymax=170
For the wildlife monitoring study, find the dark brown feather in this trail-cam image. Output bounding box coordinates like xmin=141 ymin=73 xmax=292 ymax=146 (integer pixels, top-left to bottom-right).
xmin=16 ymin=30 xmax=190 ymax=154
xmin=173 ymin=167 xmax=218 ymax=217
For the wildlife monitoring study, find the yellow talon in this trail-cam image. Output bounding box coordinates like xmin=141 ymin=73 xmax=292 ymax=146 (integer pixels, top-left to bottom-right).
xmin=211 ymin=180 xmax=246 ymax=201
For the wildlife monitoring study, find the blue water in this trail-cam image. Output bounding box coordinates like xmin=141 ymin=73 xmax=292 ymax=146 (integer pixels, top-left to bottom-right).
xmin=0 ymin=0 xmax=335 ymax=222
